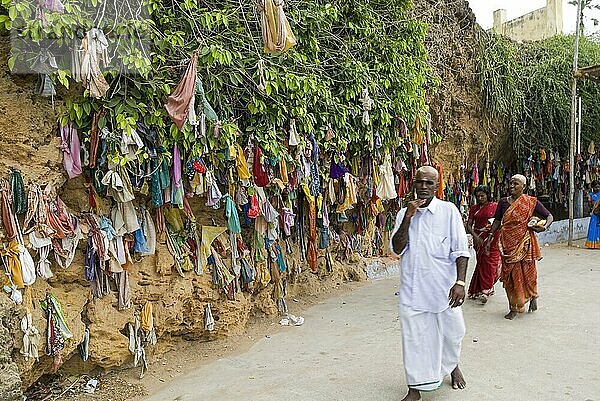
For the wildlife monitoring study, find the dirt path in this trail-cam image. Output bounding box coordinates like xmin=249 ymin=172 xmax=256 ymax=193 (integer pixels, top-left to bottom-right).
xmin=139 ymin=243 xmax=599 ymax=401
xmin=47 ymin=277 xmax=367 ymax=401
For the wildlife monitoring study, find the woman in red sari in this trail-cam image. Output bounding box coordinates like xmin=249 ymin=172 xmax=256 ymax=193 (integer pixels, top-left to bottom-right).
xmin=467 ymin=185 xmax=500 ymax=304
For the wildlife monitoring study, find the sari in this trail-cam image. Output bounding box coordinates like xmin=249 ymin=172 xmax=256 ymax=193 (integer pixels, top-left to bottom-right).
xmin=468 ymin=202 xmax=500 ymax=298
xmin=585 ymin=192 xmax=600 ymax=249
xmin=499 ymin=195 xmax=542 ymax=313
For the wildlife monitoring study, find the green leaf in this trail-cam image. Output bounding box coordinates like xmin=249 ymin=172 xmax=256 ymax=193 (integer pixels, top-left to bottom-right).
xmin=7 ymin=56 xmax=15 ymax=71
xmin=56 ymin=70 xmax=69 ymax=89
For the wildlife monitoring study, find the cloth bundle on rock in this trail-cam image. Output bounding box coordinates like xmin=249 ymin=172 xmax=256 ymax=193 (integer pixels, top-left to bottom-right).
xmin=240 ymin=256 xmax=255 ymax=286
xmin=83 ymin=225 xmax=109 ymax=300
xmin=139 ymin=207 xmax=157 ymax=256
xmin=210 ymin=246 xmax=236 ymax=300
xmin=11 ymin=169 xmax=27 ymax=215
xmin=360 ymin=88 xmax=373 ymax=126
xmin=88 ymin=109 xmax=104 ymax=169
xmin=23 ymin=183 xmax=51 ymax=236
xmin=204 ymin=303 xmax=215 ymax=331
xmin=20 ymin=312 xmax=41 ymax=361
xmin=0 ymin=179 xmax=17 ymax=239
xmin=199 ymin=226 xmax=228 ymax=274
xmin=205 ymin=171 xmax=223 ymax=209
xmin=30 ymin=232 xmax=53 ymax=279
xmin=247 ymin=192 xmax=260 ymax=218
xmin=150 ymin=148 xmax=172 ymax=207
xmin=36 ymin=0 xmax=65 ymax=26
xmin=128 ymin=316 xmax=148 ymax=379
xmin=102 ymin=166 xmax=135 ymax=203
xmin=41 ymin=293 xmax=72 ymax=371
xmin=17 ymin=232 xmax=36 ymax=287
xmin=308 ymin=134 xmax=321 ymax=196
xmin=141 ymin=301 xmax=157 ymax=345
xmin=337 ymin=173 xmax=357 ymax=213
xmin=257 ymin=0 xmax=297 ymax=53
xmin=301 ymin=184 xmax=317 ymax=272
xmin=128 ymin=303 xmax=156 ymax=378
xmin=260 ymin=197 xmax=280 ymax=241
xmin=1 ymin=171 xmax=35 ymax=287
xmin=1 ymin=239 xmax=25 ymax=290
xmin=281 ymin=207 xmax=295 ymax=237
xmin=163 ymin=208 xmax=193 ymax=277
xmin=224 ymin=195 xmax=241 ymax=234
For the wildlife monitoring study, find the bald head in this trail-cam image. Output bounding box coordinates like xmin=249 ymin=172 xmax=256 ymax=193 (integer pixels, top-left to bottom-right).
xmin=414 ymin=165 xmax=439 ymax=201
xmin=511 ymin=174 xmax=526 ymax=186
xmin=416 ymin=166 xmax=439 ymax=183
xmin=509 ymin=174 xmax=526 ymax=197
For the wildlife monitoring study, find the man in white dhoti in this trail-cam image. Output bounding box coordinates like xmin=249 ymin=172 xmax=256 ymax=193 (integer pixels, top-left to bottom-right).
xmin=390 ymin=166 xmax=470 ymax=401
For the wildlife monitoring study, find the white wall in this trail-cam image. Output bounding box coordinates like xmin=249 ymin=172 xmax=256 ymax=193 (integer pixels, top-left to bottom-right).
xmin=536 ymin=217 xmax=590 ymax=245
xmin=467 ymin=0 xmax=600 ymax=36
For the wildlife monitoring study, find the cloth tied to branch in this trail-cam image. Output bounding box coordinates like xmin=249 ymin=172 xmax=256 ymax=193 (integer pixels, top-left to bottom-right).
xmin=165 ymin=53 xmax=198 ymax=130
xmin=73 ymin=28 xmax=110 ymax=98
xmin=59 ymin=124 xmax=82 ymax=179
xmin=257 ymin=0 xmax=297 ymax=53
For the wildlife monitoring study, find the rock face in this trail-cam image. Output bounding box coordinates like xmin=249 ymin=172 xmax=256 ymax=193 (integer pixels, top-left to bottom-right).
xmin=0 ymin=1 xmax=500 ymax=397
xmin=0 ymin=30 xmax=371 ymax=396
xmin=411 ymin=0 xmax=507 ymax=169
xmin=0 ymin=297 xmax=22 ymax=401
xmin=0 ymin=36 xmax=64 ymax=190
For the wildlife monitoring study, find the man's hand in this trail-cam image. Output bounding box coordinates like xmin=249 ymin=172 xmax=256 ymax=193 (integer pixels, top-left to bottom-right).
xmin=448 ymin=284 xmax=465 ymax=308
xmin=406 ymin=199 xmax=427 ymax=218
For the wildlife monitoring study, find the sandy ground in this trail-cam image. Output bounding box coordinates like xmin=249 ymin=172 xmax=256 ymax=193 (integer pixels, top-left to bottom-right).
xmin=138 ymin=243 xmax=600 ymax=401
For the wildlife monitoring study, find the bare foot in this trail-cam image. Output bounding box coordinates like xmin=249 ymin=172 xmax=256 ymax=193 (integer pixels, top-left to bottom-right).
xmin=478 ymin=294 xmax=488 ymax=304
xmin=504 ymin=311 xmax=518 ymax=320
xmin=401 ymin=388 xmax=421 ymax=401
xmin=451 ymin=366 xmax=466 ymax=389
xmin=528 ymin=298 xmax=538 ymax=312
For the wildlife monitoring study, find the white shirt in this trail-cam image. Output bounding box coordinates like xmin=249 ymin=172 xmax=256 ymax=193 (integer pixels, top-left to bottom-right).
xmin=390 ymin=197 xmax=470 ymax=313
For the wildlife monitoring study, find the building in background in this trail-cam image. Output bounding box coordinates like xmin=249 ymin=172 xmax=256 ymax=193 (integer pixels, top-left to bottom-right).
xmin=492 ymin=0 xmax=563 ymax=41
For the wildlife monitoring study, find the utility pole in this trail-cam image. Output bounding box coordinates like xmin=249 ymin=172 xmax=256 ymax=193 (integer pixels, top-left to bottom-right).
xmin=569 ymin=0 xmax=583 ymax=246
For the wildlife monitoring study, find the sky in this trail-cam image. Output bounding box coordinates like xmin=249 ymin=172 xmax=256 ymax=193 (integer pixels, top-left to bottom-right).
xmin=465 ymin=0 xmax=599 ymax=34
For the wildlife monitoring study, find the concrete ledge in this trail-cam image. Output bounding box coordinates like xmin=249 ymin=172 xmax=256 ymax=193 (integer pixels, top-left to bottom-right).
xmin=365 ymin=259 xmax=400 ymax=280
xmin=537 ymin=217 xmax=590 ymax=245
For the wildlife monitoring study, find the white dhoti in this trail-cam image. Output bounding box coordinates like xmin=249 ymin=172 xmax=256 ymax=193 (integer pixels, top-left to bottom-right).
xmin=400 ymin=304 xmax=465 ymax=391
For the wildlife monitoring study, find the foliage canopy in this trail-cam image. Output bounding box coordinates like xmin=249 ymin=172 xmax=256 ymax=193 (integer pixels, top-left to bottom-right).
xmin=478 ymin=33 xmax=600 ymax=158
xmin=0 ymin=0 xmax=436 ymax=165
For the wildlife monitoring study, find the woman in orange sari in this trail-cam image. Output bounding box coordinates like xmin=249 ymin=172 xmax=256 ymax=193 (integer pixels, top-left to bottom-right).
xmin=487 ymin=174 xmax=553 ymax=320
